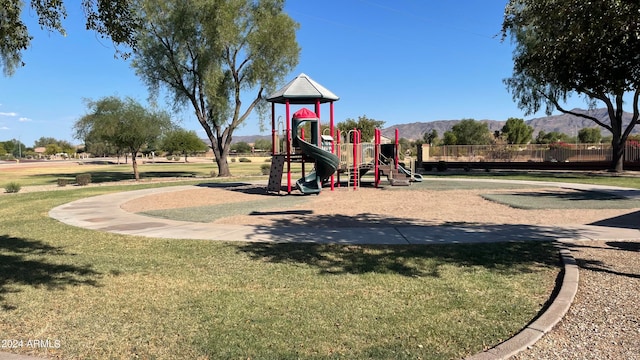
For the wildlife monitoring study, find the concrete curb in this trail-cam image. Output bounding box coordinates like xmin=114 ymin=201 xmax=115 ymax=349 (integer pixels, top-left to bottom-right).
xmin=465 ymin=246 xmax=579 ymax=360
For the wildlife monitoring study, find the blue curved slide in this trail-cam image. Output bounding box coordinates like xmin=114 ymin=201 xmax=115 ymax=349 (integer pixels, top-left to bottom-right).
xmin=295 ymin=136 xmax=339 ymax=195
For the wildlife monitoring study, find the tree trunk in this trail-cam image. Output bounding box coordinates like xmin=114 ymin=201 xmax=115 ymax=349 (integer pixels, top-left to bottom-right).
xmin=132 ymin=151 xmax=140 ymax=180
xmin=215 ymin=155 xmax=230 ymax=177
xmin=611 ymin=138 xmax=625 ymax=172
xmin=209 ymin=133 xmax=232 ymax=177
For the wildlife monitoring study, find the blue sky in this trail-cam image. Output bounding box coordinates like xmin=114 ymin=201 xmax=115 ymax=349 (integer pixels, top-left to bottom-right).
xmin=0 ymin=0 xmax=587 ymax=147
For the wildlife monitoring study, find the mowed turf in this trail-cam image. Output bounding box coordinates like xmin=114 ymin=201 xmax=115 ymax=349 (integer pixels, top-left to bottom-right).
xmin=482 ymin=189 xmax=640 ymax=209
xmin=0 ymin=179 xmax=562 ymax=359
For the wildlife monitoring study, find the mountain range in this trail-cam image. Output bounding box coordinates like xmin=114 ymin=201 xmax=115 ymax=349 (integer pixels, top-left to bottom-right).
xmin=230 ymin=108 xmax=638 ymax=144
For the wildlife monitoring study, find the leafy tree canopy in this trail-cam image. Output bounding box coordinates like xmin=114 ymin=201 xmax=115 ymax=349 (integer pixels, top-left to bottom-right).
xmin=442 ymin=131 xmax=457 ymax=146
xmin=231 ymin=141 xmax=252 ymax=154
xmin=253 ymin=138 xmax=272 ymax=151
xmin=132 ymin=0 xmax=299 ymax=176
xmin=502 ymin=0 xmax=640 ymax=171
xmin=336 ymin=115 xmax=385 ymax=142
xmin=578 ymin=127 xmax=602 ymax=144
xmin=444 ymin=119 xmax=491 ymax=145
xmin=33 ymin=136 xmax=75 ymax=154
xmin=1 ymin=0 xmax=138 ymax=75
xmin=423 ymin=129 xmax=438 ymax=145
xmin=535 ymin=130 xmax=570 ymax=145
xmin=0 ymin=139 xmax=26 ymax=157
xmin=161 ymin=128 xmax=208 ymax=162
xmin=501 ymin=117 xmax=533 ymax=144
xmin=75 ymin=96 xmax=172 ymax=180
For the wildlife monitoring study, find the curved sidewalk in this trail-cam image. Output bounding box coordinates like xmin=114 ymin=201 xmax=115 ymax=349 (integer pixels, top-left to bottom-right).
xmin=48 ymin=181 xmax=640 ymax=245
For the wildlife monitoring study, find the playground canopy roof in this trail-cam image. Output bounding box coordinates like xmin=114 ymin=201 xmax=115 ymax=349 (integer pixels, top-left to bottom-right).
xmin=266 ymin=73 xmax=339 ymax=104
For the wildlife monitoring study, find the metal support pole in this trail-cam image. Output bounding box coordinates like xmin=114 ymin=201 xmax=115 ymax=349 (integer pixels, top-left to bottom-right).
xmin=271 ymin=102 xmax=276 ymax=155
xmin=286 ymin=101 xmax=291 ymax=194
xmin=395 ymin=128 xmax=399 ymax=170
xmin=330 ymin=101 xmax=335 ymax=191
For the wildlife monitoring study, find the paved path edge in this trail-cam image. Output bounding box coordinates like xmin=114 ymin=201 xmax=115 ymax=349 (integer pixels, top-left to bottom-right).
xmin=465 ymin=245 xmax=578 ymax=360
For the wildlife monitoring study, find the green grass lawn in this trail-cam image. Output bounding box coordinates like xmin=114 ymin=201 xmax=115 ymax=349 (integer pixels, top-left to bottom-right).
xmin=482 ymin=189 xmax=640 ymax=209
xmin=0 ymin=178 xmax=561 ymax=359
xmin=422 ymin=170 xmax=640 ymax=189
xmin=1 ymin=157 xmax=290 ymax=187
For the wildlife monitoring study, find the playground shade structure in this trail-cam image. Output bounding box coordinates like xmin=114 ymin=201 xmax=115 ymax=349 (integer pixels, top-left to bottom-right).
xmin=295 ymin=135 xmax=340 ymax=194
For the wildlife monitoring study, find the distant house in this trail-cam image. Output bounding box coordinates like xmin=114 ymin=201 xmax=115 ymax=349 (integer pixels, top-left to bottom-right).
xmin=34 ymin=147 xmax=46 ymax=159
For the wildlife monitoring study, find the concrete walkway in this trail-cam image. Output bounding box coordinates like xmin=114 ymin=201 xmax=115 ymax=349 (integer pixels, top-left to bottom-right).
xmin=48 ymin=180 xmax=640 ymax=244
xmin=4 ymin=179 xmax=639 ymax=360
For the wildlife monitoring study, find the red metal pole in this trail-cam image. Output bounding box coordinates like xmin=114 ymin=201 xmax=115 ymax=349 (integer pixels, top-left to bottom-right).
xmin=336 ymin=129 xmax=341 ymax=188
xmin=271 ymin=102 xmax=276 ymax=154
xmin=315 ymin=100 xmax=321 ymax=146
xmin=353 ymin=129 xmax=360 ymax=190
xmin=330 ymin=101 xmax=335 ymax=191
xmin=353 ymin=128 xmax=358 ymax=190
xmin=300 ymin=127 xmax=305 ymax=179
xmin=286 ymin=101 xmax=291 ymax=194
xmin=374 ymin=128 xmax=379 ymax=187
xmin=395 ymin=128 xmax=399 ymax=170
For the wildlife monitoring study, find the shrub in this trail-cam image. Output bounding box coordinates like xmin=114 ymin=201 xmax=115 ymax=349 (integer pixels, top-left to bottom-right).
xmin=173 ymin=156 xmax=181 ymax=161
xmin=230 ymin=158 xmax=236 ymax=162
xmin=239 ymin=157 xmax=251 ymax=163
xmin=260 ymin=163 xmax=270 ymax=175
xmin=210 ymin=170 xmax=217 ymax=177
xmin=264 ymin=158 xmax=271 ymax=162
xmin=57 ymin=178 xmax=69 ymax=187
xmin=4 ymin=182 xmax=21 ymax=193
xmin=76 ymin=173 xmax=92 ymax=186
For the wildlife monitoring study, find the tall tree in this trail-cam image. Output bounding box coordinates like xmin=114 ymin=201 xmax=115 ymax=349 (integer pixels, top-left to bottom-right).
xmin=423 ymin=129 xmax=438 ymax=145
xmin=1 ymin=0 xmax=139 ymax=75
xmin=501 ymin=117 xmax=533 ymax=144
xmin=578 ymin=128 xmax=602 ymax=144
xmin=132 ymin=0 xmax=299 ymax=177
xmin=33 ymin=137 xmax=75 ymax=156
xmin=161 ymin=128 xmax=208 ymax=162
xmin=75 ymin=96 xmax=172 ymax=180
xmin=442 ymin=131 xmax=457 ymax=146
xmin=336 ymin=115 xmax=385 ymax=142
xmin=33 ymin=137 xmax=59 ymax=147
xmin=1 ymin=139 xmax=26 ymax=157
xmin=253 ymin=138 xmax=272 ymax=152
xmin=502 ymin=0 xmax=640 ymax=171
xmin=445 ymin=119 xmax=491 ymax=145
xmin=230 ymin=141 xmax=252 ymax=154
xmin=535 ymin=130 xmax=570 ymax=145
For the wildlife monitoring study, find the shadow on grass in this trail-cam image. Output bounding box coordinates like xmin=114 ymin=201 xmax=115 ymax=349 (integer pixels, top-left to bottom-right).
xmin=0 ymin=235 xmax=101 ymax=310
xmin=236 ymin=212 xmax=563 ymax=277
xmin=236 ymin=240 xmax=559 ymax=277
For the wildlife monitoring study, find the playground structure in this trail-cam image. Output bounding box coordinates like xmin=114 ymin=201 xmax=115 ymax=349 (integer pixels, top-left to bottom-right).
xmin=266 ymin=73 xmax=422 ymax=195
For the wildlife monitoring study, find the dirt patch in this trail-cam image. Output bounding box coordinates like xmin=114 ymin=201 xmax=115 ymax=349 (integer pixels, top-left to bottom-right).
xmin=120 ymin=184 xmax=639 ymax=228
